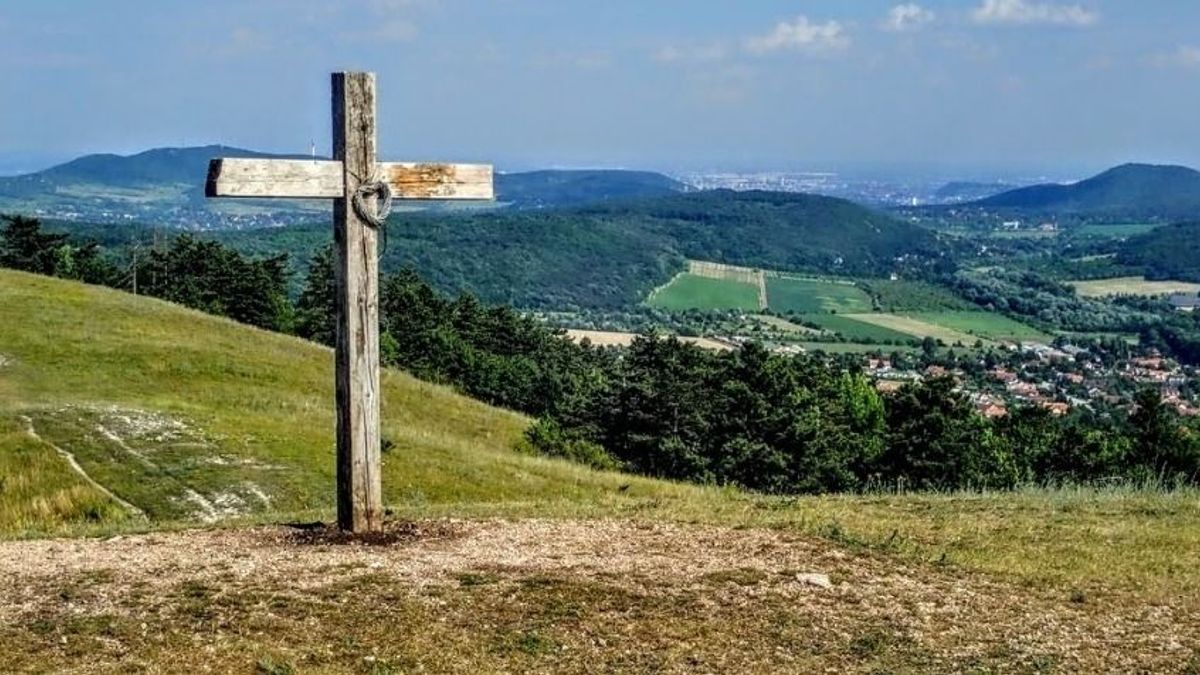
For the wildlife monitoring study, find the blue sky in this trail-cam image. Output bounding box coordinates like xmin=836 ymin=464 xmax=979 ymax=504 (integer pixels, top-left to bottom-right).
xmin=0 ymin=1 xmax=1198 ymax=175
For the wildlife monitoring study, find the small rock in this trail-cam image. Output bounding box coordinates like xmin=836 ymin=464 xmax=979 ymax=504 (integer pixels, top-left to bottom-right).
xmin=796 ymin=573 xmax=833 ymax=589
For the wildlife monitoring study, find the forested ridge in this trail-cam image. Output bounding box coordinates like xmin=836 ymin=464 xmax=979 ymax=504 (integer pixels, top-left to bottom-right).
xmin=220 ymin=189 xmax=951 ymax=308
xmin=974 ymin=163 xmax=1200 ymax=218
xmin=6 ymin=213 xmax=1196 ymax=494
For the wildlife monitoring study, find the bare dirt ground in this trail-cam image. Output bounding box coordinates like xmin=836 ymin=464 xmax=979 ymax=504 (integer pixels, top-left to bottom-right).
xmin=1 ymin=519 xmax=1197 ymax=673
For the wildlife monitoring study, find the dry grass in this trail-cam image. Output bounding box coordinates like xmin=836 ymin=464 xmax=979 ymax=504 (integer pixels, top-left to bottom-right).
xmin=1070 ymin=276 xmax=1200 ymax=298
xmin=563 ymin=329 xmax=732 ymax=351
xmin=2 ymin=519 xmax=1196 ymax=673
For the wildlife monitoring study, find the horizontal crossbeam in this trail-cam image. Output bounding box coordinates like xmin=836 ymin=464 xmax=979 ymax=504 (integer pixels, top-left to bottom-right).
xmin=205 ymin=158 xmax=494 ymax=200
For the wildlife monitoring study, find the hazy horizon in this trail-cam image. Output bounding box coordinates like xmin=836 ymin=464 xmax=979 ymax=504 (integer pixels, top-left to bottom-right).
xmin=2 ymin=1 xmax=1197 ymax=178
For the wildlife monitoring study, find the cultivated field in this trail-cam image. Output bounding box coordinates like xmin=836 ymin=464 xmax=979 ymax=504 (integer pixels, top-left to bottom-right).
xmin=751 ymin=313 xmax=823 ymax=335
xmin=843 ymin=313 xmax=987 ymax=345
xmin=1070 ymin=276 xmax=1200 ymax=298
xmin=797 ymin=314 xmax=914 ymax=343
xmin=907 ymin=311 xmax=1051 ymax=342
xmin=765 ymin=275 xmax=872 ymax=313
xmin=646 ymin=273 xmax=761 ymax=311
xmin=799 ymin=341 xmax=916 ymax=354
xmin=1073 ymin=223 xmax=1160 ymax=238
xmin=688 ymin=259 xmax=762 ymax=286
xmin=647 ymin=261 xmax=879 ymax=316
xmin=564 ymin=329 xmax=733 ymax=351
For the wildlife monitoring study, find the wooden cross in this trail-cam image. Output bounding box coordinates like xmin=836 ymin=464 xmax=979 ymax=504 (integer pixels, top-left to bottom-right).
xmin=206 ymin=72 xmax=494 ymax=533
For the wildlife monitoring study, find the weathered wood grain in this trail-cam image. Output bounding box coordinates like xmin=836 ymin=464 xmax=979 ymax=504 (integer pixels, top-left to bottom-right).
xmin=333 ymin=72 xmax=383 ymax=534
xmin=206 ymin=158 xmax=493 ymax=200
xmin=205 ymin=159 xmax=342 ymax=198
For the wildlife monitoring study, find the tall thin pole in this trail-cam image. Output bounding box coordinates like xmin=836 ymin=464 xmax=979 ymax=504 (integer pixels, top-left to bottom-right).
xmin=332 ymin=72 xmax=383 ymax=533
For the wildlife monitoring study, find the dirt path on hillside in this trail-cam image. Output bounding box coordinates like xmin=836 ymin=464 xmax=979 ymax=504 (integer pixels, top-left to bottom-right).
xmin=1 ymin=520 xmax=1196 ymax=673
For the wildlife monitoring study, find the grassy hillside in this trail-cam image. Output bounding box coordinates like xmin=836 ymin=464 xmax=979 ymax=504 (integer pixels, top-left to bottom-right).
xmin=975 ymin=163 xmax=1200 ymax=218
xmin=0 ymin=269 xmax=686 ymax=536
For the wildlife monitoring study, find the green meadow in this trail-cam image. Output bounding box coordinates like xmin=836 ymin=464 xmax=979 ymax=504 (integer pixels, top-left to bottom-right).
xmin=646 ymin=273 xmax=761 ymax=311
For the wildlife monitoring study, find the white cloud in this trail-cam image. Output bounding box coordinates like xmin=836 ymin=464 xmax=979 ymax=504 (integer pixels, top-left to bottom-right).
xmin=745 ymin=16 xmax=849 ymax=55
xmin=972 ymin=0 xmax=1097 ymax=27
xmin=883 ymin=4 xmax=935 ymax=32
xmin=1150 ymin=45 xmax=1200 ymax=69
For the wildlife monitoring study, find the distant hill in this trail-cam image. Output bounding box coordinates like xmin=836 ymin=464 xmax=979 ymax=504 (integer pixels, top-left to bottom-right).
xmin=1116 ymin=221 xmax=1200 ymax=282
xmin=934 ymin=181 xmax=1016 ymax=204
xmin=0 ymin=146 xmax=686 ymax=226
xmin=0 ymin=145 xmax=300 ymax=191
xmin=496 ymin=170 xmax=685 ymax=208
xmin=216 ymin=189 xmax=950 ymax=308
xmin=973 ymin=163 xmax=1200 ymax=218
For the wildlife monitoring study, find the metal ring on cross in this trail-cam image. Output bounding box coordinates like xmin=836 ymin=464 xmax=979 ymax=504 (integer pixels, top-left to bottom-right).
xmin=352 ymin=177 xmax=393 ymax=228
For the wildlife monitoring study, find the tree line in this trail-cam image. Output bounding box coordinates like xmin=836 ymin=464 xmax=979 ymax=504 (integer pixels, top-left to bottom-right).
xmin=289 ymin=243 xmax=1199 ymax=491
xmin=1 ymin=215 xmax=292 ymax=331
xmin=4 ymin=215 xmax=1198 ymax=492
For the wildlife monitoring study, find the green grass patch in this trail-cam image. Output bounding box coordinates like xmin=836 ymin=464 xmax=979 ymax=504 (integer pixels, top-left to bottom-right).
xmin=796 ymin=314 xmax=915 ymax=343
xmin=0 ymin=416 xmax=131 ymax=533
xmin=1073 ymin=223 xmax=1160 ymax=238
xmin=646 ymin=273 xmax=760 ymax=311
xmin=842 ymin=313 xmax=985 ymax=345
xmin=862 ymin=280 xmax=975 ymax=312
xmin=1070 ymin=276 xmax=1200 ymax=298
xmin=908 ymin=311 xmax=1051 ymax=343
xmin=765 ymin=276 xmax=871 ymax=313
xmin=799 ymin=342 xmax=916 ymax=354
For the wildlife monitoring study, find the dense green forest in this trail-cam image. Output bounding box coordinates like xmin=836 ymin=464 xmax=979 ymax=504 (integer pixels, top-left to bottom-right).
xmin=1117 ymin=222 xmax=1200 ymax=282
xmin=219 ymin=189 xmax=951 ymax=308
xmin=3 ymin=214 xmax=1198 ymax=492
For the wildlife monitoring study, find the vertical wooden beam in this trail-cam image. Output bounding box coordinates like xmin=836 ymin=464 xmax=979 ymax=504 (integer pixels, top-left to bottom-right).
xmin=332 ymin=72 xmax=383 ymax=533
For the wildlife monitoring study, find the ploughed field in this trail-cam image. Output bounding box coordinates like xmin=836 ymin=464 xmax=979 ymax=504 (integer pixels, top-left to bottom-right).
xmin=2 ymin=270 xmax=1199 ymax=672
